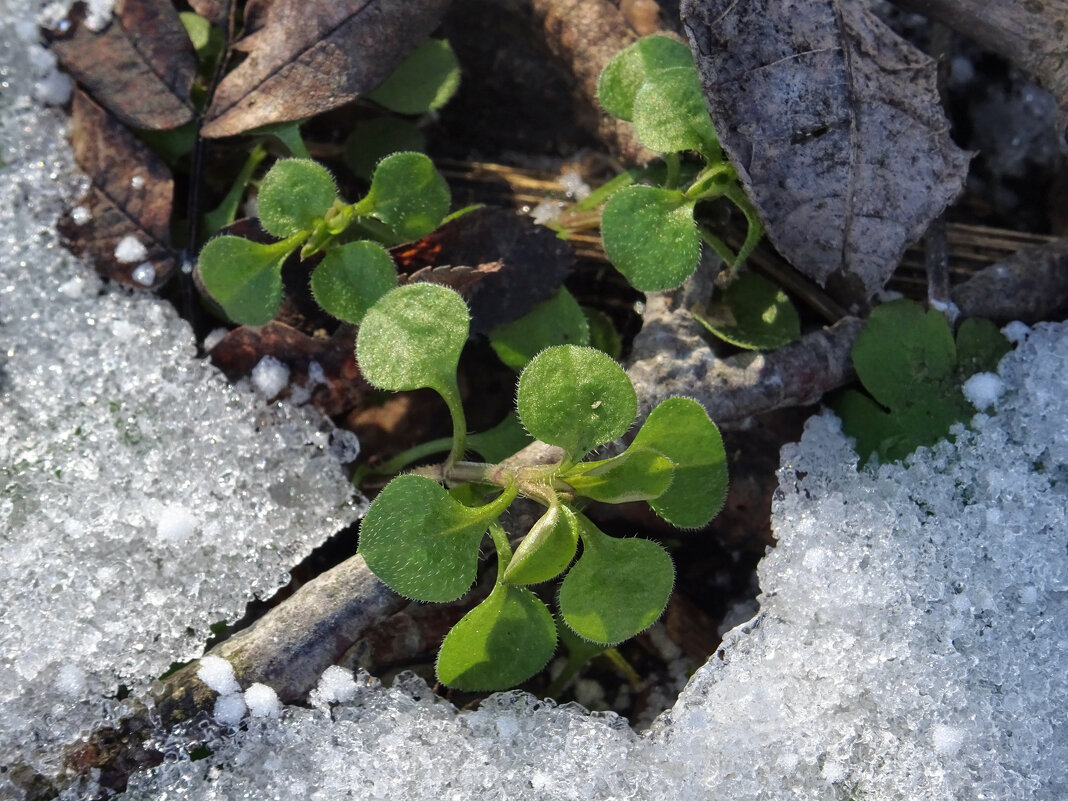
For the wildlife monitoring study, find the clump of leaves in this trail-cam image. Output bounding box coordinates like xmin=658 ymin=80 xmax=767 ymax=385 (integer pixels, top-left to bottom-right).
xmin=196 ymin=153 xmax=451 ymax=326
xmin=355 ymin=282 xmax=728 ymax=691
xmin=594 ymin=36 xmax=763 ymax=288
xmin=834 ymin=299 xmax=1011 ymax=464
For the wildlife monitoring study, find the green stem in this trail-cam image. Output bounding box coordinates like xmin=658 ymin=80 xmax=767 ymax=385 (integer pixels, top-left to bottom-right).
xmin=201 ymin=144 xmax=267 ymax=242
xmin=445 ymin=460 xmax=499 ymax=486
xmin=363 ymin=437 xmax=454 ymax=479
xmin=440 ymin=379 xmax=468 ymax=473
xmin=266 ymin=120 xmax=311 ymax=159
xmin=663 ymin=153 xmax=681 ymax=191
xmin=488 ymin=521 xmax=514 ymax=578
xmin=697 ymin=224 xmax=738 ymax=268
xmin=684 ymin=162 xmax=735 ymax=201
xmin=721 ymin=185 xmax=764 ymax=268
xmin=573 ymin=171 xmax=635 ymax=212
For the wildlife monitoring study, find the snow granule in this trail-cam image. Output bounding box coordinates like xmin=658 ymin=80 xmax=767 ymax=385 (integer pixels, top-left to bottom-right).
xmin=196 ymin=656 xmax=240 ymax=696
xmin=213 ymin=693 xmax=247 ymax=726
xmin=156 ymin=505 xmax=198 ymax=543
xmin=251 ymin=356 xmax=290 ymax=398
xmin=114 ymin=235 xmax=148 ymax=263
xmin=962 ymin=372 xmax=1004 ymax=410
xmin=244 ymin=683 xmax=282 ymax=719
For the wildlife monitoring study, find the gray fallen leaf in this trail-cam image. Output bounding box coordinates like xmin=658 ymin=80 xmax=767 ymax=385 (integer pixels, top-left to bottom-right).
xmin=681 ymin=0 xmax=971 ymax=305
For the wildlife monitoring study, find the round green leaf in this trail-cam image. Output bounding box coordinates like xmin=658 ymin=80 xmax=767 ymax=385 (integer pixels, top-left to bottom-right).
xmin=343 ymin=117 xmax=426 ymax=182
xmin=366 ymin=152 xmax=451 ymax=242
xmin=853 ymin=299 xmax=956 ymax=412
xmin=310 ymin=241 xmax=398 ymax=325
xmin=257 ymin=159 xmax=338 ymax=238
xmin=692 ymin=271 xmax=801 ymax=351
xmin=597 ymin=35 xmax=695 ymax=122
xmin=516 ymin=345 xmax=637 ymax=460
xmin=358 ymin=474 xmax=503 ymax=602
xmin=562 ymin=448 xmax=675 ymax=504
xmin=196 ymin=235 xmax=291 ymax=326
xmin=503 ymin=504 xmax=580 ymax=586
xmin=559 ymin=521 xmax=674 ymax=645
xmin=356 ymin=283 xmax=469 ymax=393
xmin=630 ymin=397 xmax=727 ymax=529
xmin=368 ymin=39 xmax=461 ymax=115
xmin=436 ymin=584 xmax=556 ymax=691
xmin=601 ymin=185 xmax=698 ymax=292
xmin=489 ymin=288 xmax=590 ymax=371
xmin=632 ymin=66 xmax=717 ymax=155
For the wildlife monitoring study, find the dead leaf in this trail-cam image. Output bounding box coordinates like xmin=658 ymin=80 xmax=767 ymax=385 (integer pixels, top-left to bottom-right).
xmin=201 ymin=0 xmax=451 ymax=138
xmin=188 ymin=0 xmax=231 ymax=28
xmin=209 ymin=322 xmax=370 ymax=416
xmin=681 ymin=0 xmax=971 ymax=305
xmin=58 ymin=90 xmax=178 ymax=289
xmin=46 ymin=0 xmax=196 ymax=130
xmin=392 ymin=207 xmax=576 ymax=334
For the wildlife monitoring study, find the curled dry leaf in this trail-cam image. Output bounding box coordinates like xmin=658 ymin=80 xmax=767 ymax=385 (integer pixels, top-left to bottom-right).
xmin=45 ymin=0 xmax=196 ymax=130
xmin=392 ymin=207 xmax=576 ymax=335
xmin=58 ymin=91 xmax=177 ymax=289
xmin=201 ymin=0 xmax=451 ymax=138
xmin=681 ymin=0 xmax=971 ymax=305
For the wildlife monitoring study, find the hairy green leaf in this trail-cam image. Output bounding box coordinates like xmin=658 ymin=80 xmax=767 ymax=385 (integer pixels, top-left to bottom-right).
xmin=559 ymin=519 xmax=674 ymax=645
xmin=601 ymin=185 xmax=698 ymax=291
xmin=356 ymin=283 xmax=469 ymax=394
xmin=516 ymin=345 xmax=637 ymax=460
xmin=310 ymin=241 xmax=397 ymax=325
xmin=343 ymin=117 xmax=426 ymax=181
xmin=364 ymin=152 xmax=450 ymax=242
xmin=196 ymin=235 xmax=293 ymax=326
xmin=630 ymin=397 xmax=727 ymax=529
xmin=358 ymin=474 xmax=511 ymax=602
xmin=632 ymin=66 xmax=717 ymax=155
xmin=368 ymin=39 xmax=461 ymax=115
xmin=597 ymin=35 xmax=694 ymax=122
xmin=257 ymin=159 xmax=337 ymax=238
xmin=489 ymin=288 xmax=590 ymax=371
xmin=692 ymin=271 xmax=800 ymax=351
xmin=503 ymin=504 xmax=580 ymax=585
xmin=562 ymin=448 xmax=674 ymax=504
xmin=436 ymin=583 xmax=556 ymax=690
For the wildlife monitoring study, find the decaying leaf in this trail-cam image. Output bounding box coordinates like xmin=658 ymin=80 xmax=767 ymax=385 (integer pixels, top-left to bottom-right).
xmin=46 ymin=0 xmax=196 ymax=130
xmin=209 ymin=322 xmax=370 ymax=416
xmin=392 ymin=207 xmax=575 ymax=335
xmin=681 ymin=0 xmax=971 ymax=305
xmin=187 ymin=0 xmax=231 ymax=28
xmin=58 ymin=91 xmax=177 ymax=289
xmin=201 ymin=0 xmax=451 ymax=138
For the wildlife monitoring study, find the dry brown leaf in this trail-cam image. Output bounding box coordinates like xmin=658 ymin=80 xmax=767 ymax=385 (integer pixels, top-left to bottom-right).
xmin=46 ymin=0 xmax=196 ymax=130
xmin=57 ymin=91 xmax=177 ymax=289
xmin=201 ymin=0 xmax=451 ymax=138
xmin=391 ymin=207 xmax=575 ymax=334
xmin=681 ymin=0 xmax=971 ymax=305
xmin=187 ymin=0 xmax=231 ymax=28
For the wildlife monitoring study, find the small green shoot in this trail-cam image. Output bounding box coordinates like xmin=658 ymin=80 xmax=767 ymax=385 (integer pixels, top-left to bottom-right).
xmin=196 ymin=153 xmax=452 ymax=327
xmin=835 ymin=299 xmax=1011 ymax=464
xmin=355 ymin=290 xmax=728 ymax=691
xmin=591 ymin=36 xmax=763 ymax=293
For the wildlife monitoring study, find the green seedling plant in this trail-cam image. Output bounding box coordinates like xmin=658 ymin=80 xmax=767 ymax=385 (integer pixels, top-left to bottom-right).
xmin=354 ymin=282 xmax=728 ymax=691
xmin=196 ymin=152 xmax=451 ymax=326
xmin=834 ymin=299 xmax=1011 ymax=464
xmin=539 ymin=36 xmax=799 ymax=353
